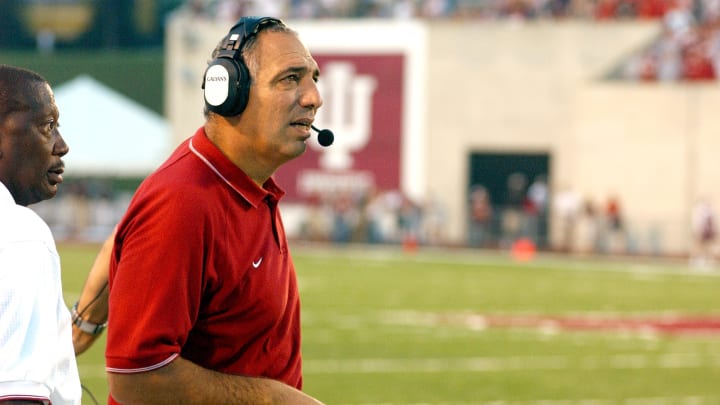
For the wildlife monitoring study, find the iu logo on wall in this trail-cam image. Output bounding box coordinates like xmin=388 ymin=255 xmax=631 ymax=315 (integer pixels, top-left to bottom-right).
xmin=274 ymin=54 xmax=403 ymax=201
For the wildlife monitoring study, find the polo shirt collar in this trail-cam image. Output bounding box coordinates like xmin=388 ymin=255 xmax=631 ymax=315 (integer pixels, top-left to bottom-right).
xmin=188 ymin=127 xmax=285 ymax=208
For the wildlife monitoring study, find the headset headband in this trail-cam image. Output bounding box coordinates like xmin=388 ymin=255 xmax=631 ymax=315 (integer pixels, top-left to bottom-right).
xmin=216 ymin=16 xmax=283 ymax=60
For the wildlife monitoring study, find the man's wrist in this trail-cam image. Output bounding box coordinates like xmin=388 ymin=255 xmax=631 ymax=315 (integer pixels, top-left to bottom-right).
xmin=71 ymin=302 xmax=107 ymax=335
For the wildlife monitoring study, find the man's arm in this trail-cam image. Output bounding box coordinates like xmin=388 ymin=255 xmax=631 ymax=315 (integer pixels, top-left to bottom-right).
xmin=72 ymin=227 xmax=114 ymax=355
xmin=108 ymin=356 xmax=325 ymax=405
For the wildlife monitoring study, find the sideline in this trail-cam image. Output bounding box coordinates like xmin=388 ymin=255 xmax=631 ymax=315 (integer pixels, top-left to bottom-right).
xmin=290 ymin=241 xmax=720 ymax=277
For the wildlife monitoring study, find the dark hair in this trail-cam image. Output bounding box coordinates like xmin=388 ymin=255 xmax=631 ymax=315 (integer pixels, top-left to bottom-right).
xmin=0 ymin=65 xmax=48 ymax=120
xmin=208 ymin=18 xmax=295 ymax=75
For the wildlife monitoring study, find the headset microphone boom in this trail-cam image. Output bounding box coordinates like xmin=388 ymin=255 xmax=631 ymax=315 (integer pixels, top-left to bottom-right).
xmin=311 ymin=125 xmax=334 ymax=147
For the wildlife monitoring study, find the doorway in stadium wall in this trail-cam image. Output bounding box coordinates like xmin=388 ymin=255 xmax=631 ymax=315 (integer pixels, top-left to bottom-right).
xmin=467 ymin=152 xmax=551 ymax=250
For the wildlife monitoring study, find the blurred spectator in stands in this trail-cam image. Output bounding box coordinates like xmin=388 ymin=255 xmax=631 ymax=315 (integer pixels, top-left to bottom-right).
xmin=421 ymin=0 xmax=454 ymax=18
xmin=501 ymin=0 xmax=537 ymax=19
xmin=289 ymin=0 xmax=316 ymax=18
xmin=569 ymin=0 xmax=597 ymax=18
xmin=604 ymin=194 xmax=626 ymax=254
xmin=621 ymin=52 xmax=652 ymax=80
xmin=364 ymin=188 xmax=387 ymax=243
xmin=554 ymin=185 xmax=581 ymax=252
xmin=637 ymin=0 xmax=670 ymax=18
xmin=681 ymin=26 xmax=718 ymax=79
xmin=545 ymin=0 xmax=573 ymax=18
xmin=215 ymin=0 xmax=244 ymax=23
xmin=398 ymin=193 xmax=422 ymax=248
xmin=690 ymin=197 xmax=717 ymax=268
xmin=595 ymin=0 xmax=620 ymax=19
xmin=64 ymin=182 xmax=91 ymax=241
xmin=640 ymin=52 xmax=660 ymax=80
xmin=422 ymin=193 xmax=448 ymax=245
xmin=87 ymin=190 xmax=119 ymax=242
xmin=574 ymin=198 xmax=602 ymax=254
xmin=174 ymin=0 xmax=720 ymax=67
xmin=299 ymin=193 xmax=332 ymax=241
xmin=468 ymin=184 xmax=493 ymax=248
xmin=520 ymin=193 xmax=540 ymax=244
xmin=526 ymin=174 xmax=549 ymax=247
xmin=665 ymin=0 xmax=696 ymax=42
xmin=365 ymin=189 xmax=403 ymax=243
xmin=392 ymin=0 xmax=419 ymax=18
xmin=500 ymin=172 xmax=527 ymax=247
xmin=351 ymin=0 xmax=385 ymax=17
xmin=709 ymin=28 xmax=720 ymax=77
xmin=247 ymin=0 xmax=288 ymax=16
xmin=330 ymin=191 xmax=360 ymax=243
xmin=655 ymin=28 xmax=684 ymax=80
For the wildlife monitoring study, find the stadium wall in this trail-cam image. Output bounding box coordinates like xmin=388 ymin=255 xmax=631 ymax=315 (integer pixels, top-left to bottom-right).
xmin=166 ymin=14 xmax=720 ymax=256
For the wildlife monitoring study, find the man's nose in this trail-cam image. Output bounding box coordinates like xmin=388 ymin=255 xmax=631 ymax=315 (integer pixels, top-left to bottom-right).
xmin=54 ymin=131 xmax=69 ymax=157
xmin=301 ymin=79 xmax=323 ymax=110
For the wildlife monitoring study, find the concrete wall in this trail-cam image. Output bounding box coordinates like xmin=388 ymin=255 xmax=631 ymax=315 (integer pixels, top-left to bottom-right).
xmin=166 ymin=15 xmax=720 ymax=255
xmin=425 ymin=21 xmax=720 ymax=255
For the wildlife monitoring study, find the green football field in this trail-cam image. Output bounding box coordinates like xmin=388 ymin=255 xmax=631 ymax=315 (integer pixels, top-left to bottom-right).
xmin=59 ymin=243 xmax=720 ymax=405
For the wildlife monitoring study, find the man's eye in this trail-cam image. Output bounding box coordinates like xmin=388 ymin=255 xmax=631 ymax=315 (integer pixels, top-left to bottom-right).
xmin=46 ymin=120 xmax=58 ymax=132
xmin=283 ymin=74 xmax=300 ymax=82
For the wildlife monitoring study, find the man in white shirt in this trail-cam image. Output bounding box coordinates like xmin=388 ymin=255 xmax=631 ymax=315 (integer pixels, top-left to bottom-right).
xmin=0 ymin=65 xmax=81 ymax=405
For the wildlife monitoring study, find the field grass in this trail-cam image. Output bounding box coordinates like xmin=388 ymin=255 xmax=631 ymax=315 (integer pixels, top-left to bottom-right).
xmin=59 ymin=243 xmax=720 ymax=405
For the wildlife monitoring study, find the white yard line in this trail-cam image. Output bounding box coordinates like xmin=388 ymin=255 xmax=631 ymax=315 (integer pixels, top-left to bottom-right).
xmin=353 ymin=398 xmax=718 ymax=405
xmin=79 ymin=352 xmax=720 ymax=379
xmin=302 ymin=352 xmax=720 ymax=374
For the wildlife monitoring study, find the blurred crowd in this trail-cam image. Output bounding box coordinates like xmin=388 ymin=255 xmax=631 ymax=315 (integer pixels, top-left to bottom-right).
xmin=470 ymin=174 xmax=661 ymax=256
xmin=618 ymin=0 xmax=720 ymax=81
xmin=31 ymin=181 xmax=132 ymax=243
xmin=297 ymin=172 xmax=649 ymax=256
xmin=183 ymin=0 xmax=720 ymax=80
xmin=551 ymin=186 xmax=637 ymax=255
xmin=33 ymin=175 xmax=720 ymax=265
xmin=297 ymin=188 xmax=448 ymax=248
xmin=183 ymin=0 xmax=712 ymax=21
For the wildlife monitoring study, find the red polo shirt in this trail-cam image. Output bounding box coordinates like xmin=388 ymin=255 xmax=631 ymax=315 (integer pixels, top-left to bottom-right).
xmin=106 ymin=127 xmax=302 ymax=398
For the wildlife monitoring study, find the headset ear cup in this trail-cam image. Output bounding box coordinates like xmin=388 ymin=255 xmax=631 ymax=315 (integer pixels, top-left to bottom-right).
xmin=203 ymin=57 xmax=247 ymax=116
xmin=204 ymin=16 xmax=277 ymax=116
xmin=233 ymin=60 xmax=251 ymax=116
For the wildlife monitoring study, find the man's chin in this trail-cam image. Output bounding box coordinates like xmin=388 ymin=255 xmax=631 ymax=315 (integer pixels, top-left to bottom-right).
xmin=288 ymin=142 xmax=307 ymax=157
xmin=33 ymin=184 xmax=58 ymax=205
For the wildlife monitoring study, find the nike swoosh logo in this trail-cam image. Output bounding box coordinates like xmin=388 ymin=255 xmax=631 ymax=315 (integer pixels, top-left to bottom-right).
xmin=252 ymin=257 xmax=263 ymax=268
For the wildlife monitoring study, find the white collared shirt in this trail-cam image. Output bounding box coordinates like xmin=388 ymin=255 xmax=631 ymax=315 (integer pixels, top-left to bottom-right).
xmin=0 ymin=182 xmax=81 ymax=405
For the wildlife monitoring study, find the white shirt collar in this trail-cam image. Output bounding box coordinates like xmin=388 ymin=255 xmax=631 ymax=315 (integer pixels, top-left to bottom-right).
xmin=0 ymin=181 xmax=15 ymax=206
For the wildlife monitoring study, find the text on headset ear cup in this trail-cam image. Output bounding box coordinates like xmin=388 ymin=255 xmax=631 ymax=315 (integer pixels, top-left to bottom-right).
xmin=203 ymin=56 xmax=251 ymax=117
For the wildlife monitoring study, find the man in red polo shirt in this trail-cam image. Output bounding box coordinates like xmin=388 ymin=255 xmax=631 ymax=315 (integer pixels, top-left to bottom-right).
xmin=103 ymin=17 xmax=326 ymax=404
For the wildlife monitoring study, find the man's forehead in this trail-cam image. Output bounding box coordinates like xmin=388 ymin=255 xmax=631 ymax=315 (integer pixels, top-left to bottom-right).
xmin=256 ymin=31 xmax=317 ymax=69
xmin=15 ymin=83 xmax=58 ymax=120
xmin=29 ymin=82 xmax=56 ymax=109
xmin=5 ymin=81 xmax=45 ymax=111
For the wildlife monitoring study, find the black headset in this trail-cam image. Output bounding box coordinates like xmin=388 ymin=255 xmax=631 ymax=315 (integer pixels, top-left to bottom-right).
xmin=202 ymin=16 xmax=284 ymax=117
